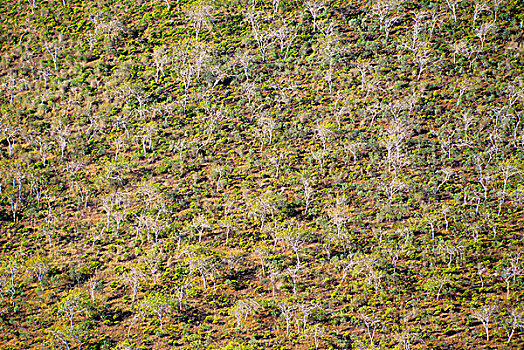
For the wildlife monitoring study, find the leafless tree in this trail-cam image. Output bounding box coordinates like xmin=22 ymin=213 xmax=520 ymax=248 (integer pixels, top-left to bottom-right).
xmin=241 ymin=81 xmax=258 ymax=109
xmin=235 ymin=50 xmax=253 ymax=81
xmin=472 ymin=1 xmax=490 ymax=28
xmin=497 ymin=253 xmax=522 ymax=299
xmin=1 ymin=256 xmax=21 ymax=305
xmin=86 ymin=277 xmax=99 ymax=302
xmin=189 ymin=136 xmax=210 ymax=162
xmin=459 ymin=109 xmax=477 ymax=139
xmin=1 ymin=74 xmax=25 ymax=104
xmin=435 ymin=167 xmax=454 ymax=193
xmin=187 ymin=253 xmax=215 ymax=290
xmin=314 ymin=120 xmax=334 ymax=151
xmin=135 ymin=211 xmax=166 ymax=244
xmin=502 ymin=307 xmax=524 ymax=343
xmin=317 ymin=35 xmax=345 ymax=93
xmin=137 ymin=181 xmax=160 ymax=212
xmin=432 ymin=125 xmax=456 ymax=159
xmin=455 ymin=40 xmax=480 ymax=69
xmin=311 ymin=324 xmax=324 ymax=350
xmin=171 ymin=138 xmax=187 ymax=166
xmin=372 ymin=0 xmax=399 ymax=31
xmin=492 ymin=0 xmax=506 ymax=22
xmin=278 ymin=301 xmax=296 ymax=336
xmin=472 ymin=304 xmax=496 ymax=341
xmin=408 ymin=41 xmax=440 ymax=80
xmin=72 ymin=174 xmax=88 ymax=210
xmin=299 ymin=172 xmax=315 ymax=215
xmin=475 ymin=21 xmax=496 ymax=50
xmin=343 ymin=140 xmax=362 ymax=166
xmin=141 ymin=245 xmax=165 ymax=285
xmin=305 ymin=1 xmax=327 ymax=31
xmin=477 ymin=264 xmax=487 ymax=288
xmin=401 ymin=12 xmax=429 ymax=52
xmin=121 ymin=268 xmax=145 ymax=303
xmin=111 ymin=135 xmax=125 ymax=162
xmin=218 ymin=211 xmax=235 ymax=243
xmin=185 ymin=2 xmax=214 ymax=42
xmin=255 ymin=115 xmax=277 ymax=151
xmin=174 ymin=279 xmax=191 ymax=310
xmin=58 ymin=291 xmax=89 ymax=331
xmin=450 ymin=40 xmax=466 ymax=65
xmin=85 ymin=32 xmax=97 ymax=51
xmin=43 ymin=38 xmax=64 ymax=71
xmin=191 ymin=214 xmax=212 ymax=244
xmin=0 ymin=117 xmax=19 ymax=157
xmin=279 ymin=220 xmax=309 ymax=267
xmin=359 ymin=260 xmax=384 ymax=294
xmin=380 ymin=118 xmax=410 ymax=176
xmin=326 ymin=197 xmax=349 ymax=241
xmin=438 ymin=240 xmax=464 ymax=268
xmin=4 ymin=165 xmax=26 ymax=222
xmin=85 ymin=112 xmax=106 ymax=142
xmin=26 ymin=0 xmax=38 ymax=13
xmin=267 ymin=264 xmax=282 ymax=296
xmin=267 ymin=150 xmax=286 ymax=179
xmin=285 ymin=265 xmax=301 ymax=295
xmin=255 ymin=28 xmax=275 ymax=62
xmin=395 ymin=328 xmax=424 ymax=350
xmin=425 ymin=272 xmax=452 ymax=300
xmin=36 ymin=68 xmax=52 ymax=90
xmin=498 ymin=161 xmax=519 ymax=203
xmin=131 ymin=292 xmax=174 ymax=332
xmin=310 ymin=149 xmax=326 ymax=173
xmin=498 ymin=265 xmax=517 ymax=299
xmin=152 ymin=46 xmax=170 ymax=84
xmin=51 ymin=119 xmax=71 ymax=159
xmin=25 ymin=254 xmax=50 ymax=290
xmin=92 ymin=14 xmax=125 ymax=43
xmin=30 ymin=136 xmax=54 ymax=166
xmin=383 ymin=240 xmax=406 ymax=274
xmin=39 ymin=226 xmax=54 ymax=248
xmin=249 ymin=192 xmax=279 ymax=230
xmin=231 ymin=298 xmax=260 ymax=329
xmin=474 ymin=157 xmax=492 ymax=201
xmin=381 ymin=177 xmax=406 ymax=206
xmin=274 ymin=23 xmax=297 ymax=59
xmin=359 ymin=312 xmax=380 ymax=346
xmin=46 ymin=326 xmax=73 ymax=350
xmin=100 ymin=193 xmax=115 ymax=233
xmin=296 ymin=302 xmax=318 ymax=332
xmin=317 ymin=19 xmax=336 ymax=38
xmin=445 ymin=0 xmax=463 ymax=23
xmin=253 ymin=245 xmax=269 ymax=277
xmin=137 ymin=122 xmax=157 ymax=153
xmin=383 ymin=15 xmax=401 ymax=43
xmin=221 ymin=251 xmax=244 ymax=278
xmin=195 ymin=126 xmax=216 ymax=159
xmin=173 ymin=41 xmax=210 ymax=108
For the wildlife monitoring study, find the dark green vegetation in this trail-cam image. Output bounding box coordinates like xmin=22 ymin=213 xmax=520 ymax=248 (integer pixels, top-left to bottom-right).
xmin=1 ymin=0 xmax=524 ymax=348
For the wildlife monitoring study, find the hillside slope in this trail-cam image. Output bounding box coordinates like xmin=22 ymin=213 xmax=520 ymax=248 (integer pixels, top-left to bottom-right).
xmin=1 ymin=0 xmax=524 ymax=349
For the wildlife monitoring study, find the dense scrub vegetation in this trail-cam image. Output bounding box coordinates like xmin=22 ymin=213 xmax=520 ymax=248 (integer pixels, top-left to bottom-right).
xmin=1 ymin=0 xmax=524 ymax=348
